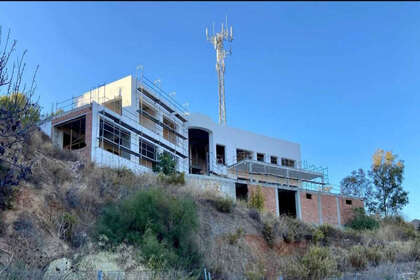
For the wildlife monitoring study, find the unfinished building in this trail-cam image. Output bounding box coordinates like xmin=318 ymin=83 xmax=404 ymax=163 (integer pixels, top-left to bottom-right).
xmin=42 ymin=73 xmax=363 ymax=227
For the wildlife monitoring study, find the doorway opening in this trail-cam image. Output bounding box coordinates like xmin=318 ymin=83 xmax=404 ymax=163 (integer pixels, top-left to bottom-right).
xmin=54 ymin=116 xmax=86 ymax=151
xmin=188 ymin=128 xmax=209 ymax=175
xmin=278 ymin=189 xmax=297 ymax=218
xmin=235 ymin=183 xmax=248 ymax=201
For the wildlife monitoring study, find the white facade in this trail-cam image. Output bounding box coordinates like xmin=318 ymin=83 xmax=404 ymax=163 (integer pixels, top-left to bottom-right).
xmin=46 ymin=74 xmax=320 ymax=182
xmin=186 ymin=112 xmax=302 ymax=176
xmin=48 ymin=75 xmax=190 ymax=174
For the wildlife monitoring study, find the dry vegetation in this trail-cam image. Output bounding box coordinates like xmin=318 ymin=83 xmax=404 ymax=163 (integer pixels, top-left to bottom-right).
xmin=0 ymin=130 xmax=418 ymax=279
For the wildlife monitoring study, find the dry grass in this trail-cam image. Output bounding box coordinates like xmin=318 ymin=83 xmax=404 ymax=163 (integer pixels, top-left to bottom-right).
xmin=1 ymin=130 xmax=419 ymax=280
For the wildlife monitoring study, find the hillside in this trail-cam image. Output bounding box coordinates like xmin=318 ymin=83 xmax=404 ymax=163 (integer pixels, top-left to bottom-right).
xmin=0 ymin=130 xmax=419 ymax=280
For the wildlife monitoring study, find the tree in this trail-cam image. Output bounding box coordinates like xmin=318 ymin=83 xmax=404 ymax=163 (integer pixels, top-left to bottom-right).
xmin=369 ymin=149 xmax=408 ymax=217
xmin=340 ymin=149 xmax=409 ymax=217
xmin=152 ymin=151 xmax=176 ymax=175
xmin=0 ymin=92 xmax=40 ymax=125
xmin=340 ymin=168 xmax=375 ymax=213
xmin=0 ymin=27 xmax=39 ymax=210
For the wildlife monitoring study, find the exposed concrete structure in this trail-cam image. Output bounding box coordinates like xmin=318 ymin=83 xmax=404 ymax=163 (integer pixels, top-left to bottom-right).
xmin=41 ymin=73 xmax=363 ymax=227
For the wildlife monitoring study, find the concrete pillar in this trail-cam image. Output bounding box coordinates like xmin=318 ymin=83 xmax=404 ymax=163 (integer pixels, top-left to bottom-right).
xmin=318 ymin=194 xmax=323 ymax=225
xmin=336 ymin=196 xmax=342 ymax=227
xmin=295 ymin=190 xmax=302 ymax=220
xmin=275 ymin=188 xmax=280 ymax=217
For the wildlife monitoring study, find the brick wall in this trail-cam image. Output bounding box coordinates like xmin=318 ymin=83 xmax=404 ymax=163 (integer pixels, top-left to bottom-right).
xmin=300 ymin=192 xmax=320 ymax=224
xmin=249 ymin=185 xmax=277 ymax=215
xmin=321 ymin=194 xmax=338 ymax=225
xmin=339 ymin=197 xmax=364 ymax=225
xmin=51 ymin=106 xmax=93 ymax=162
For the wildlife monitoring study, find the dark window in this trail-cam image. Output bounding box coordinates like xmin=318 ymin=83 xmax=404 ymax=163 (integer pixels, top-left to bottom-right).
xmin=306 ymin=193 xmax=312 ymax=199
xmin=139 ymin=138 xmax=157 ymax=169
xmin=236 ymin=149 xmax=253 ymax=162
xmin=270 ymin=156 xmax=278 ymax=164
xmin=54 ymin=116 xmax=86 ymax=151
xmin=99 ymin=118 xmax=131 ymax=159
xmin=216 ymin=144 xmax=225 ymax=165
xmin=281 ymin=158 xmax=295 ymax=168
xmin=235 ymin=183 xmax=248 ymax=201
xmin=163 ymin=117 xmax=177 ymax=144
xmin=257 ymin=153 xmax=265 ymax=162
xmin=346 ymin=199 xmax=352 ymax=205
xmin=140 ymin=139 xmax=156 ymax=161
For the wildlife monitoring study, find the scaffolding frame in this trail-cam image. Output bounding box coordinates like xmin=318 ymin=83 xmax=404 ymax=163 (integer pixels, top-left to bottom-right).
xmin=53 ymin=70 xmax=190 ymax=173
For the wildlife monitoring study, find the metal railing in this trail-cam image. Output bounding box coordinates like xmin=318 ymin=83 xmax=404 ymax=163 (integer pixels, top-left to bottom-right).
xmin=140 ymin=76 xmax=188 ymax=115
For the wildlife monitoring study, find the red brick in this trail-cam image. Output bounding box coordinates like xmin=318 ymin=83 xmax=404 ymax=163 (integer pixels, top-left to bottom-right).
xmin=249 ymin=185 xmax=277 ymax=215
xmin=300 ymin=192 xmax=320 ymax=224
xmin=51 ymin=106 xmax=93 ymax=162
xmin=339 ymin=197 xmax=364 ymax=225
xmin=321 ymin=194 xmax=338 ymax=225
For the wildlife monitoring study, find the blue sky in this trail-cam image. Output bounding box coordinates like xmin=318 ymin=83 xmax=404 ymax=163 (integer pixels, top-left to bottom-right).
xmin=0 ymin=2 xmax=419 ymax=220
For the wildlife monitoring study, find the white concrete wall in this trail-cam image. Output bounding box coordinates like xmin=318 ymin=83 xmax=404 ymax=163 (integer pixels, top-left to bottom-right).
xmin=185 ymin=174 xmax=236 ymax=200
xmin=187 ymin=113 xmax=301 ymax=174
xmin=90 ymin=102 xmax=188 ymax=174
xmin=40 ymin=120 xmax=52 ymax=137
xmin=76 ymin=75 xmax=138 ymax=117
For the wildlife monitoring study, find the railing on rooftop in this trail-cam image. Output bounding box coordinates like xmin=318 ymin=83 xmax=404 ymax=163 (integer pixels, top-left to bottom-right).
xmin=53 ymin=75 xmax=188 ymax=117
xmin=139 ymin=76 xmax=188 ymax=115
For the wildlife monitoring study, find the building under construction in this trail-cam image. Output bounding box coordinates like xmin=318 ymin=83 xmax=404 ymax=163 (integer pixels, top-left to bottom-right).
xmin=42 ymin=73 xmax=363 ymax=227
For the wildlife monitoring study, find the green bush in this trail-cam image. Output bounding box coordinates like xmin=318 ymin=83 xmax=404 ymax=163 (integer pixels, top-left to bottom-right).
xmin=346 ymin=208 xmax=379 ymax=231
xmin=301 ymin=246 xmax=339 ymax=280
xmin=248 ymin=186 xmax=264 ymax=212
xmin=153 ymin=152 xmax=176 ymax=175
xmin=285 ymin=246 xmax=339 ymax=280
xmin=313 ymin=229 xmax=325 ymax=245
xmin=211 ymin=196 xmax=235 ymax=213
xmin=95 ymin=188 xmax=201 ymax=271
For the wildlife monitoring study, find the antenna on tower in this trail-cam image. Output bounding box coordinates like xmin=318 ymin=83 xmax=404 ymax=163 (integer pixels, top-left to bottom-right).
xmin=205 ymin=16 xmax=234 ymax=126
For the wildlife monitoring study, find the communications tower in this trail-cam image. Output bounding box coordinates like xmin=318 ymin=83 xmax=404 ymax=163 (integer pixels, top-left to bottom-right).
xmin=206 ymin=17 xmax=233 ymax=125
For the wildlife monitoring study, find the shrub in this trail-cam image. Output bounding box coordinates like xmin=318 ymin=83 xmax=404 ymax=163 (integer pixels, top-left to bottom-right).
xmin=346 ymin=208 xmax=379 ymax=231
xmin=248 ymin=186 xmax=264 ymax=212
xmin=364 ymin=246 xmax=383 ymax=266
xmin=301 ymin=246 xmax=339 ymax=280
xmin=211 ymin=196 xmax=235 ymax=213
xmin=330 ymin=246 xmax=349 ymax=272
xmin=285 ymin=246 xmax=339 ymax=279
xmin=313 ymin=229 xmax=325 ymax=245
xmin=59 ymin=212 xmax=77 ymax=243
xmin=410 ymin=238 xmax=420 ymax=261
xmin=381 ymin=215 xmax=417 ymax=241
xmin=153 ymin=152 xmax=176 ymax=175
xmin=262 ymin=215 xmax=278 ymax=247
xmin=279 ymin=215 xmax=315 ymax=243
xmin=348 ymin=245 xmax=368 ymax=270
xmin=96 ymin=188 xmax=201 ymax=271
xmin=225 ymin=227 xmax=244 ymax=245
xmin=158 ymin=172 xmax=185 ymax=185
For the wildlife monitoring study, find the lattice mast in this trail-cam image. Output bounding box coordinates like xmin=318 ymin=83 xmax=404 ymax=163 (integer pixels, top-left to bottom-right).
xmin=206 ymin=17 xmax=233 ymax=125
